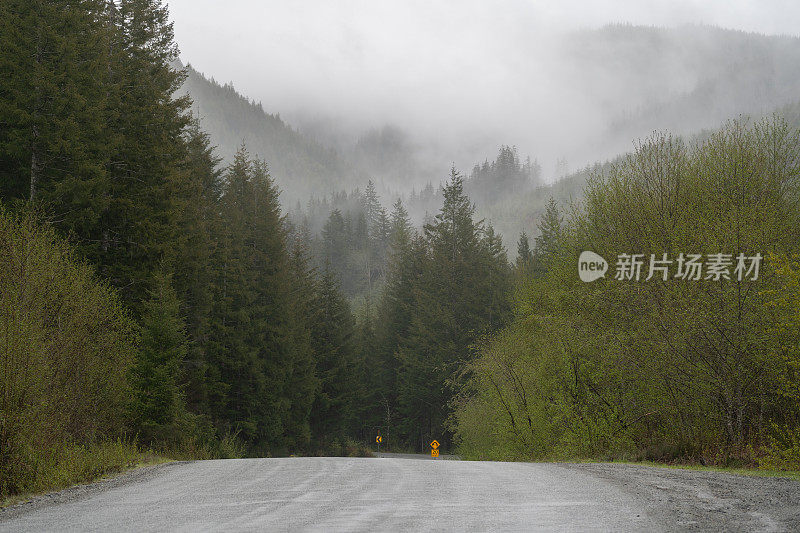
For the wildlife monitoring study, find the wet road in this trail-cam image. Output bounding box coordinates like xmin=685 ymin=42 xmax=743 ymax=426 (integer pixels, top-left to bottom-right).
xmin=2 ymin=455 xmax=797 ymax=531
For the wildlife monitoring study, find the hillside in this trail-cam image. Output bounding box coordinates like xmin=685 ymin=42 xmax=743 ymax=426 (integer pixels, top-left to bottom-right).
xmin=177 ymin=64 xmax=362 ymax=204
xmin=563 ymin=24 xmax=800 ymax=162
xmin=175 ymin=24 xmax=800 ymax=253
xmin=477 ymin=98 xmax=800 ymax=247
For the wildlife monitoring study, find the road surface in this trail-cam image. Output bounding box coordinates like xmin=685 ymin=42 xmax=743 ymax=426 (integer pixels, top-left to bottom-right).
xmin=1 ymin=455 xmax=798 ymax=531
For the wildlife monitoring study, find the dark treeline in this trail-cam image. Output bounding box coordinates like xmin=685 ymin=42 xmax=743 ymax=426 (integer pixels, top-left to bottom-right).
xmin=466 ymin=145 xmax=541 ymax=204
xmin=282 ymin=169 xmax=518 ymax=451
xmin=293 ymin=181 xmax=393 ymax=299
xmin=288 ymin=145 xmax=542 ymax=302
xmin=355 ymin=169 xmax=512 ymax=450
xmin=0 ymin=0 xmax=367 ymax=497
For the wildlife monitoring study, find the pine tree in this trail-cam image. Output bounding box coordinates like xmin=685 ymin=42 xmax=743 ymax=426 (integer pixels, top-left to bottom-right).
xmin=309 ymin=265 xmax=358 ymax=443
xmin=205 ymin=146 xmax=254 ymax=440
xmin=389 ymin=198 xmax=412 ymax=252
xmin=395 ymin=167 xmax=510 ymax=449
xmin=282 ymin=220 xmax=320 ymax=452
xmin=374 ymin=233 xmax=425 ymax=446
xmin=169 ymin=120 xmax=223 ymax=416
xmin=516 ymin=231 xmax=533 ymax=270
xmin=483 ymin=225 xmax=511 ymax=330
xmin=533 ymin=197 xmax=563 ymax=273
xmin=129 ymin=268 xmax=189 ymax=446
xmin=97 ymin=0 xmax=191 ymax=306
xmin=206 ymin=146 xmax=296 ymax=452
xmin=362 ymin=180 xmax=382 ymax=232
xmin=0 ymin=0 xmax=111 ymax=203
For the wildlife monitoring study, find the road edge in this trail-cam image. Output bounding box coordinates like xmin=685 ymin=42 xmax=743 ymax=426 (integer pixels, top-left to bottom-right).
xmin=0 ymin=461 xmax=190 ymax=521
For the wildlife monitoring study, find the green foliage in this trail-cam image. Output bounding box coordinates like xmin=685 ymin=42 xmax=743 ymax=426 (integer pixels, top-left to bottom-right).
xmin=128 ymin=269 xmax=189 ymax=447
xmin=0 ymin=0 xmax=369 ymax=500
xmin=759 ymin=255 xmax=800 ymax=469
xmin=515 ymin=232 xmax=533 ymax=269
xmin=382 ymin=168 xmax=512 ymax=450
xmin=309 ymin=266 xmax=359 ymax=443
xmin=0 ymin=0 xmax=111 ymax=202
xmin=0 ymin=210 xmax=137 ymax=496
xmin=315 ymin=437 xmax=374 ymax=458
xmin=205 ymin=146 xmax=295 ymax=452
xmin=456 ymin=117 xmax=800 ymax=466
xmin=533 ymin=197 xmax=563 ymax=264
xmin=0 ymin=440 xmax=143 ymax=504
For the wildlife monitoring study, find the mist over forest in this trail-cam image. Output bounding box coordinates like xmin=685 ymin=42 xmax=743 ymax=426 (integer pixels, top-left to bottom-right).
xmin=3 ymin=0 xmax=800 ymax=502
xmin=177 ymin=23 xmax=800 ymax=241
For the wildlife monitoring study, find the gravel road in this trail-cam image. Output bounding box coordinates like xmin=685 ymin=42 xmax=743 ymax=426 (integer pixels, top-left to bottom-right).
xmin=1 ymin=456 xmax=798 ymax=532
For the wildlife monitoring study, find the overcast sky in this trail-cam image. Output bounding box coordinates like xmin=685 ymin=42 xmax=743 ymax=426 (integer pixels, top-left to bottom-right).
xmin=167 ymin=0 xmax=800 ymax=179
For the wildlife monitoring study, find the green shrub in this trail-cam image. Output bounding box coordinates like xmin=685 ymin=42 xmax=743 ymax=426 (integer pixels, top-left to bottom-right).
xmin=0 ymin=209 xmax=137 ymax=497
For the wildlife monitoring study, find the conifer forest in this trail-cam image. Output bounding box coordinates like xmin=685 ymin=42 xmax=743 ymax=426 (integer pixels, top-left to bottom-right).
xmin=2 ymin=0 xmax=800 ymax=500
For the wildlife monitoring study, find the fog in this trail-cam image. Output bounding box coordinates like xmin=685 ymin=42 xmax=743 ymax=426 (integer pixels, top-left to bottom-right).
xmin=167 ymin=0 xmax=800 ymax=186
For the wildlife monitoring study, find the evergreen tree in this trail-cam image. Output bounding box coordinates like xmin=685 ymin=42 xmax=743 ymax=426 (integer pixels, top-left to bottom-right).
xmin=532 ymin=197 xmax=564 ymax=274
xmin=395 ymin=167 xmax=510 ymax=449
xmin=362 ymin=180 xmax=383 ymax=232
xmin=374 ymin=233 xmax=425 ymax=446
xmin=516 ymin=231 xmax=533 ymax=268
xmin=483 ymin=224 xmax=511 ymax=330
xmin=169 ymin=120 xmax=223 ymax=416
xmin=206 ymin=146 xmax=295 ymax=452
xmin=389 ymin=198 xmax=413 ymax=251
xmin=97 ymin=0 xmax=191 ymax=306
xmin=0 ymin=0 xmax=111 ymax=203
xmin=129 ymin=269 xmax=189 ymax=446
xmin=309 ymin=265 xmax=358 ymax=443
xmin=283 ymin=220 xmax=320 ymax=452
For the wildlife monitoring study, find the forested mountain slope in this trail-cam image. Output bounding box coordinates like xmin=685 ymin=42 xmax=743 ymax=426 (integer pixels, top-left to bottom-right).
xmin=479 ymin=97 xmax=800 ymax=244
xmin=178 ymin=25 xmax=800 ymax=233
xmin=177 ymin=63 xmax=361 ymax=203
xmin=568 ymin=24 xmax=800 ymax=160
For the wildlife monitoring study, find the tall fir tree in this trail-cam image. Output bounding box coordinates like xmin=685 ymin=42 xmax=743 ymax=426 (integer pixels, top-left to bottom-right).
xmin=98 ymin=0 xmax=191 ymax=306
xmin=0 ymin=0 xmax=111 ymax=203
xmin=532 ymin=197 xmax=564 ymax=275
xmin=128 ymin=268 xmax=189 ymax=446
xmin=309 ymin=264 xmax=358 ymax=443
xmin=395 ymin=167 xmax=510 ymax=449
xmin=516 ymin=232 xmax=533 ymax=268
xmin=282 ymin=220 xmax=320 ymax=452
xmin=168 ymin=120 xmax=223 ymax=416
xmin=206 ymin=146 xmax=296 ymax=452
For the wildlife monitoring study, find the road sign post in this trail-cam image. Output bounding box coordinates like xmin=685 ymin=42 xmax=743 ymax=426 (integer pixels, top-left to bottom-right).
xmin=376 ymin=434 xmax=382 ymax=453
xmin=430 ymin=440 xmax=439 ymax=458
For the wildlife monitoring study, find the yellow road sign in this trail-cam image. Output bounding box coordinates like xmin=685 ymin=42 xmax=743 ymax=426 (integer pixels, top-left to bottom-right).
xmin=431 ymin=449 xmax=439 ymax=458
xmin=430 ymin=440 xmax=440 ymax=449
xmin=376 ymin=435 xmax=382 ymax=444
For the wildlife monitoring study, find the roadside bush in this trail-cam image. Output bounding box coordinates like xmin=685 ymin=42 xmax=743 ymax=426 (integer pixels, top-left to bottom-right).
xmin=315 ymin=437 xmax=373 ymax=457
xmin=456 ymin=117 xmax=800 ymax=466
xmin=0 ymin=209 xmax=137 ymax=497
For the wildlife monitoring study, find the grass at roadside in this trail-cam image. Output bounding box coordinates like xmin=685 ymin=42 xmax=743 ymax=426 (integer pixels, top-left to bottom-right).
xmin=610 ymin=460 xmax=800 ymax=481
xmin=458 ymin=448 xmax=800 ymax=480
xmin=542 ymin=455 xmax=800 ymax=480
xmin=0 ymin=441 xmax=173 ymax=509
xmin=1 ymin=436 xmax=377 ymax=510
